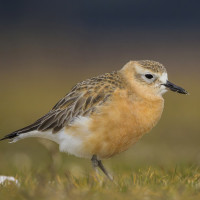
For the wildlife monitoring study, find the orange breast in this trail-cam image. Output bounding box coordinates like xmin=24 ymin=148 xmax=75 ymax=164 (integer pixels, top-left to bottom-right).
xmin=84 ymin=89 xmax=164 ymax=159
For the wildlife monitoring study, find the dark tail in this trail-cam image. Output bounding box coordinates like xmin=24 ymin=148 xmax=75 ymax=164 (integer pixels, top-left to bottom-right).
xmin=0 ymin=132 xmax=19 ymax=141
xmin=0 ymin=111 xmax=58 ymax=142
xmin=0 ymin=119 xmax=42 ymax=142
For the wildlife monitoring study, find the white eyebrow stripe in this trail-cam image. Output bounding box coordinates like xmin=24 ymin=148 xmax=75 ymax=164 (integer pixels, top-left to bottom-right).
xmin=135 ymin=65 xmax=157 ymax=76
xmin=135 ymin=65 xmax=150 ymax=74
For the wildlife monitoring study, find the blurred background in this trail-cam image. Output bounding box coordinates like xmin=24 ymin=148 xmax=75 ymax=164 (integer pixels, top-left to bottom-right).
xmin=0 ymin=0 xmax=199 ymax=176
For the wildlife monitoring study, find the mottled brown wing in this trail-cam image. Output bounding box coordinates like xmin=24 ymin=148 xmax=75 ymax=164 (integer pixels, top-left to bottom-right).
xmin=36 ymin=71 xmax=124 ymax=133
xmin=37 ymin=87 xmax=112 ymax=133
xmin=0 ymin=72 xmax=123 ymax=141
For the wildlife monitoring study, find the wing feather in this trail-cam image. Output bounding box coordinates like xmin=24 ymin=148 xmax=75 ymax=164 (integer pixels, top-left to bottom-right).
xmin=0 ymin=71 xmax=124 ymax=141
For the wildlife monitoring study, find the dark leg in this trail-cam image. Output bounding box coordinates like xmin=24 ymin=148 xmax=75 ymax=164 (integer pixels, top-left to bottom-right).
xmin=91 ymin=155 xmax=113 ymax=181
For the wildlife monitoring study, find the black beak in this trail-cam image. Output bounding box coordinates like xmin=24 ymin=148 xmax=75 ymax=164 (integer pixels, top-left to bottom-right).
xmin=162 ymin=81 xmax=188 ymax=94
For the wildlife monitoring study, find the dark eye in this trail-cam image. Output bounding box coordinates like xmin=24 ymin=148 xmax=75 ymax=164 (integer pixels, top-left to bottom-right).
xmin=145 ymin=74 xmax=153 ymax=79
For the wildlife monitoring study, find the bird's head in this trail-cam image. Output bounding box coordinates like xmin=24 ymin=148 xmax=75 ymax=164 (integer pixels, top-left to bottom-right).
xmin=120 ymin=60 xmax=188 ymax=100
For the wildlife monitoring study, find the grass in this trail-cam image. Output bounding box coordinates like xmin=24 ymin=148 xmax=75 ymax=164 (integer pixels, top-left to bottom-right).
xmin=0 ymin=73 xmax=199 ymax=200
xmin=1 ymin=165 xmax=200 ymax=200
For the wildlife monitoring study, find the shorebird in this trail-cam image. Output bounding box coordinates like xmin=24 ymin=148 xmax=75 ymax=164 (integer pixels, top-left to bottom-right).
xmin=0 ymin=60 xmax=187 ymax=180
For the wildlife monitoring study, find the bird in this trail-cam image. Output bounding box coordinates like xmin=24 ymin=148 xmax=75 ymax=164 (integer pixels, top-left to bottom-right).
xmin=0 ymin=60 xmax=187 ymax=180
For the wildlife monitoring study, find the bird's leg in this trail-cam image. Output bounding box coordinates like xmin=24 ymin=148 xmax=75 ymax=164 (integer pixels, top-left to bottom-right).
xmin=91 ymin=155 xmax=113 ymax=181
xmin=98 ymin=160 xmax=113 ymax=181
xmin=91 ymin=155 xmax=99 ymax=173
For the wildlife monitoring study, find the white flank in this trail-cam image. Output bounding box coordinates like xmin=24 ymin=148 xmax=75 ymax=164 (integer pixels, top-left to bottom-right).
xmin=10 ymin=130 xmax=60 ymax=144
xmin=58 ymin=116 xmax=92 ymax=158
xmin=11 ymin=116 xmax=92 ymax=158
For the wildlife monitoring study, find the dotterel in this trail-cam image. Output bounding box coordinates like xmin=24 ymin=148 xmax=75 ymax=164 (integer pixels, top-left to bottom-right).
xmin=0 ymin=60 xmax=188 ymax=180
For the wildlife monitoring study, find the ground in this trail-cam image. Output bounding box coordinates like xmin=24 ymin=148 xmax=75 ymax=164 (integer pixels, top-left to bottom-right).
xmin=1 ymin=162 xmax=200 ymax=200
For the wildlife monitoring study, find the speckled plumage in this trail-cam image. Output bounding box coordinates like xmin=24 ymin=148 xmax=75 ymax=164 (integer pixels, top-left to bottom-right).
xmin=1 ymin=60 xmax=187 ymax=180
xmin=4 ymin=71 xmax=125 ymax=137
xmin=137 ymin=60 xmax=166 ymax=73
